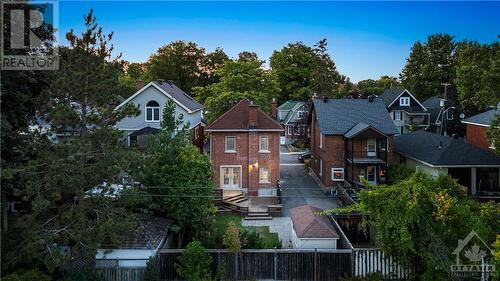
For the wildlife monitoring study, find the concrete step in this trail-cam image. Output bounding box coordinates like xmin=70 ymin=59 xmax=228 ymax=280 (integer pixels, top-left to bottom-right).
xmin=224 ymin=193 xmax=245 ymax=202
xmin=232 ymin=197 xmax=248 ymax=203
xmin=246 ymin=212 xmax=270 ymax=216
xmin=244 ymin=215 xmax=272 ymax=220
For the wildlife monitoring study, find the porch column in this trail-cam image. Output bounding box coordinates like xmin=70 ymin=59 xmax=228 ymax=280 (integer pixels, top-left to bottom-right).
xmin=471 ymin=168 xmax=477 ymax=195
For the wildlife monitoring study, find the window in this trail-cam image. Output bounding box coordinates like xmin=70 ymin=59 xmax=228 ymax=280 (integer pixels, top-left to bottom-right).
xmin=194 ymin=126 xmax=199 ymax=140
xmin=400 ymin=97 xmax=410 ymax=106
xmin=287 ymin=126 xmax=292 ymax=136
xmin=446 ymin=110 xmax=454 ymax=120
xmin=367 ymin=166 xmax=376 ymax=183
xmin=221 ymin=166 xmax=241 ymax=188
xmin=145 ymin=100 xmax=160 ymax=122
xmin=394 ymin=111 xmax=402 ymax=121
xmin=259 ymin=167 xmax=270 ymax=183
xmin=225 ymin=136 xmax=236 ymax=152
xmin=319 ymin=159 xmax=323 ymax=176
xmin=259 ymin=136 xmax=269 ymax=152
xmin=367 ymin=139 xmax=376 ymax=157
xmin=331 ymin=168 xmax=344 ymax=181
xmin=298 ymin=111 xmax=306 ymax=118
xmin=293 ymin=126 xmax=300 ymax=135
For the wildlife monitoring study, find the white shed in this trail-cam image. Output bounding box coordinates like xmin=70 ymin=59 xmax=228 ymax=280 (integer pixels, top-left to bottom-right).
xmin=290 ymin=205 xmax=339 ymax=249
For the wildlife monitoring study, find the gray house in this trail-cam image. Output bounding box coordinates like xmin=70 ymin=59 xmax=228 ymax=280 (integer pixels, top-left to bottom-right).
xmin=115 ymin=80 xmax=204 ymax=149
xmin=276 ymin=101 xmax=309 ymax=145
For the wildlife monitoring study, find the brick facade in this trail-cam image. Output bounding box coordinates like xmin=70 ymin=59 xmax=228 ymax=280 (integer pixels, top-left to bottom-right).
xmin=466 ymin=124 xmax=492 ymax=151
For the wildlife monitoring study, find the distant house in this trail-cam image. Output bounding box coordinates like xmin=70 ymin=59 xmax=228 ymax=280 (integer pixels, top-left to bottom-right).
xmin=115 ymin=80 xmax=204 ymax=150
xmin=378 ymin=89 xmax=430 ymax=134
xmin=310 ymin=97 xmax=398 ymax=188
xmin=96 ymin=216 xmax=172 ymax=267
xmin=206 ymin=99 xmax=283 ymax=196
xmin=462 ymin=104 xmax=499 ymax=152
xmin=290 ymin=205 xmax=339 ymax=249
xmin=275 ymin=101 xmax=310 ymax=145
xmin=422 ymin=96 xmax=462 ymax=135
xmin=393 ymin=131 xmax=500 ymax=199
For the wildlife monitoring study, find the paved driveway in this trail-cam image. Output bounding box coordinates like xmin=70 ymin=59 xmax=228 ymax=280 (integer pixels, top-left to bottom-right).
xmin=280 ymin=151 xmax=341 ymax=216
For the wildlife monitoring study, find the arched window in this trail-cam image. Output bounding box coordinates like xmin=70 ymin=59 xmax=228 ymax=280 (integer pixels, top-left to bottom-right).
xmin=145 ymin=100 xmax=160 ymax=122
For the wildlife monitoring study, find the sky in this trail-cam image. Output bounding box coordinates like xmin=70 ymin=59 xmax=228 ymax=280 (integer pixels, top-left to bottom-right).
xmin=58 ymin=1 xmax=500 ymax=82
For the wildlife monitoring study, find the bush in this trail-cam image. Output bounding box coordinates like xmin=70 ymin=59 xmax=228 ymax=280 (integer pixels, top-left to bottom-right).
xmin=143 ymin=257 xmax=160 ymax=281
xmin=61 ymin=269 xmax=101 ymax=281
xmin=2 ymin=269 xmax=52 ymax=281
xmin=386 ymin=165 xmax=414 ymax=184
xmin=176 ymin=240 xmax=213 ymax=281
xmin=340 ymin=272 xmax=384 ymax=281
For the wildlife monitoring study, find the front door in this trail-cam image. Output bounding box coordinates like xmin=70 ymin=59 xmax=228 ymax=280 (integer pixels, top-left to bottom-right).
xmin=221 ymin=166 xmax=241 ymax=189
xmin=367 ymin=166 xmax=377 ymax=184
xmin=367 ymin=139 xmax=376 ymax=157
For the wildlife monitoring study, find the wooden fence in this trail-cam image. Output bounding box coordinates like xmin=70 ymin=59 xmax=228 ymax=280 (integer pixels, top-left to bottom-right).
xmin=94 ymin=267 xmax=146 ymax=281
xmin=353 ymin=248 xmax=414 ymax=280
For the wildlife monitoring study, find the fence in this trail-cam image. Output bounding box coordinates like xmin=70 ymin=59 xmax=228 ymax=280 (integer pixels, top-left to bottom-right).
xmin=157 ymin=249 xmax=353 ymax=281
xmin=353 ymin=249 xmax=414 ymax=280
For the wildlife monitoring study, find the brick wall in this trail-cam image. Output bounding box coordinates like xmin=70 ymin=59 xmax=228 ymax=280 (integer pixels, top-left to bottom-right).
xmin=210 ymin=131 xmax=280 ymax=196
xmin=466 ymin=124 xmax=491 ymax=151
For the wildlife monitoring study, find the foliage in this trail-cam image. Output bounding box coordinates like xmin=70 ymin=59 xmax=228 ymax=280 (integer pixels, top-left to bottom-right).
xmin=386 ymin=165 xmax=415 ymax=184
xmin=176 ymin=240 xmax=213 ymax=281
xmin=487 ymin=114 xmax=500 ymax=153
xmin=61 ymin=269 xmax=101 ymax=281
xmin=356 ymin=76 xmax=400 ymax=95
xmin=270 ymin=39 xmax=340 ymax=102
xmin=340 ymin=273 xmax=384 ymax=281
xmin=223 ymin=221 xmax=246 ymax=255
xmin=199 ymin=59 xmax=278 ymax=123
xmin=325 ymin=173 xmax=499 ymax=279
xmin=493 ymin=235 xmax=500 ymax=281
xmin=136 ymin=100 xmax=216 ymax=246
xmin=143 ymin=257 xmax=160 ymax=281
xmin=1 ymin=269 xmax=52 ymax=281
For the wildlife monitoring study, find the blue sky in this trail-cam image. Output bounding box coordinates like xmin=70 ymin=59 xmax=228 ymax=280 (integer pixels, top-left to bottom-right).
xmin=59 ymin=1 xmax=499 ymax=82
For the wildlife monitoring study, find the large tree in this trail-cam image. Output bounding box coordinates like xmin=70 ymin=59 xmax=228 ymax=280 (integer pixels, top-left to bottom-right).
xmin=400 ymin=34 xmax=456 ymax=101
xmin=2 ymin=10 xmax=138 ymax=274
xmin=356 ymin=76 xmax=400 ymax=96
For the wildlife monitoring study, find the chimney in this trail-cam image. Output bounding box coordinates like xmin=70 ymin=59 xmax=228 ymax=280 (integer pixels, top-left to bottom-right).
xmin=271 ymin=98 xmax=277 ymax=119
xmin=323 ymin=96 xmax=328 ymax=103
xmin=249 ymin=101 xmax=258 ymax=128
xmin=368 ymin=95 xmax=374 ymax=102
xmin=136 ymin=79 xmax=144 ymax=91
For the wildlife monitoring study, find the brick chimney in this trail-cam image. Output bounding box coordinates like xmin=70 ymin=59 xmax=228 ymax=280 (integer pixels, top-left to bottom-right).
xmin=271 ymin=98 xmax=277 ymax=119
xmin=136 ymin=79 xmax=144 ymax=91
xmin=248 ymin=101 xmax=258 ymax=128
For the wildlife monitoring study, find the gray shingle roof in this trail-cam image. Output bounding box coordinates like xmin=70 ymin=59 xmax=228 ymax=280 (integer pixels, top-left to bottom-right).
xmin=312 ymin=98 xmax=398 ymax=135
xmin=378 ymin=88 xmax=404 ymax=106
xmin=153 ymin=80 xmax=203 ymax=112
xmin=462 ymin=107 xmax=499 ymax=126
xmin=422 ymin=96 xmax=443 ymax=123
xmin=394 ymin=131 xmax=500 ymax=166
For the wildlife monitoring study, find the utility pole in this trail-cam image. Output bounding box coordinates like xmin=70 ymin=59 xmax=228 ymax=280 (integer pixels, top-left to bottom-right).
xmin=441 ymin=82 xmax=451 ymax=100
xmin=440 ymin=83 xmax=451 ymax=136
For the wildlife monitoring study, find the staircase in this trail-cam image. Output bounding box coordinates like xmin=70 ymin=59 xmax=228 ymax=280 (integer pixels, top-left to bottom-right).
xmin=224 ymin=192 xmax=248 ymax=204
xmin=244 ymin=210 xmax=272 ymax=220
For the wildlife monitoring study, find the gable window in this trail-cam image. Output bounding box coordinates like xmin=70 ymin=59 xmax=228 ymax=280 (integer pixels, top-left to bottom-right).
xmin=259 ymin=167 xmax=271 ymax=183
xmin=145 ymin=100 xmax=160 ymax=122
xmin=446 ymin=110 xmax=454 ymax=120
xmin=225 ymin=136 xmax=236 ymax=152
xmin=400 ymin=97 xmax=410 ymax=106
xmin=394 ymin=111 xmax=402 ymax=121
xmin=298 ymin=111 xmax=306 ymax=118
xmin=331 ymin=168 xmax=344 ymax=181
xmin=259 ymin=136 xmax=269 ymax=152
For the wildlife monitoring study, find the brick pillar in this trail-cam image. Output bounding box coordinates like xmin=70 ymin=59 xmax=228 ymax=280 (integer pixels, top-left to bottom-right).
xmin=271 ymin=98 xmax=277 ymax=119
xmin=249 ymin=101 xmax=258 ymax=129
xmin=248 ymin=131 xmax=259 ymax=196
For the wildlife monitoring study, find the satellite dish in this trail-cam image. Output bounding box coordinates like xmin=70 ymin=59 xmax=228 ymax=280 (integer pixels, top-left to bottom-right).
xmin=459 ymin=113 xmax=465 ymax=119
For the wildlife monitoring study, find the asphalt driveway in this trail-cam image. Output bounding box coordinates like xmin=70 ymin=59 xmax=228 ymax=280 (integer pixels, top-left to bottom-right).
xmin=279 ymin=148 xmax=341 ymax=216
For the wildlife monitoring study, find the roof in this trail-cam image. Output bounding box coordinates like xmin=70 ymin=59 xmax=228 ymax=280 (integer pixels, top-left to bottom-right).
xmin=422 ymin=96 xmax=443 ymax=124
xmin=344 ymin=122 xmax=386 ymax=139
xmin=129 ymin=126 xmax=160 ymax=137
xmin=277 ymin=101 xmax=301 ymax=111
xmin=283 ymin=102 xmax=306 ymax=124
xmin=206 ymin=99 xmax=283 ymax=131
xmin=290 ymin=205 xmax=339 ymax=239
xmin=378 ymin=88 xmax=404 ymax=107
xmin=462 ymin=107 xmax=499 ymax=127
xmin=312 ymin=98 xmax=398 ymax=136
xmin=115 ymin=81 xmax=203 ymax=113
xmin=101 ymin=216 xmax=172 ymax=249
xmin=394 ymin=131 xmax=500 ymax=167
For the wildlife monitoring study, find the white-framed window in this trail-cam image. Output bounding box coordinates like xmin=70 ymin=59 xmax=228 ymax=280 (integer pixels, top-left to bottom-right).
xmin=259 ymin=166 xmax=271 ymax=183
xmin=259 ymin=135 xmax=269 ymax=152
xmin=331 ymin=168 xmax=344 ymax=182
xmin=287 ymin=126 xmax=292 ymax=136
xmin=298 ymin=111 xmax=306 ymax=118
xmin=221 ymin=166 xmax=241 ymax=188
xmin=446 ymin=110 xmax=454 ymax=120
xmin=394 ymin=110 xmax=402 ymax=121
xmin=400 ymin=97 xmax=410 ymax=106
xmin=145 ymin=100 xmax=160 ymax=122
xmin=225 ymin=136 xmax=236 ymax=152
xmin=367 ymin=138 xmax=376 ymax=157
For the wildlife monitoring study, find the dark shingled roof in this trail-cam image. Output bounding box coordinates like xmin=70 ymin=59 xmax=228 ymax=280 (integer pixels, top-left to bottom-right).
xmin=152 ymin=80 xmax=203 ymax=112
xmin=422 ymin=96 xmax=443 ymax=124
xmin=394 ymin=131 xmax=500 ymax=166
xmin=378 ymin=88 xmax=404 ymax=106
xmin=206 ymin=99 xmax=283 ymax=131
xmin=462 ymin=107 xmax=499 ymax=126
xmin=129 ymin=126 xmax=160 ymax=137
xmin=312 ymin=98 xmax=398 ymax=135
xmin=290 ymin=205 xmax=339 ymax=239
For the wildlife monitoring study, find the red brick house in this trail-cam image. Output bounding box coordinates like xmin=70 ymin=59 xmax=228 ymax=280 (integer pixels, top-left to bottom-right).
xmin=206 ymin=99 xmax=283 ymax=196
xmin=310 ymin=97 xmax=398 ymax=188
xmin=462 ymin=105 xmax=499 ymax=152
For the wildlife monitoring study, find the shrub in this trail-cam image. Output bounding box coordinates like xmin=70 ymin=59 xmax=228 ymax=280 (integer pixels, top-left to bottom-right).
xmin=143 ymin=257 xmax=160 ymax=281
xmin=2 ymin=269 xmax=52 ymax=281
xmin=176 ymin=240 xmax=213 ymax=281
xmin=386 ymin=165 xmax=414 ymax=184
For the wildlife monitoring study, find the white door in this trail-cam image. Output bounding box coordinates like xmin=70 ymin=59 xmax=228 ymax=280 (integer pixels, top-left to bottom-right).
xmin=367 ymin=166 xmax=377 ymax=184
xmin=221 ymin=166 xmax=241 ymax=189
xmin=367 ymin=139 xmax=376 ymax=157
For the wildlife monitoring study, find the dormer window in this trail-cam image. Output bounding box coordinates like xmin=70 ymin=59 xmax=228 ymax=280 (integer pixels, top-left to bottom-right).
xmin=400 ymin=97 xmax=410 ymax=106
xmin=145 ymin=100 xmax=160 ymax=122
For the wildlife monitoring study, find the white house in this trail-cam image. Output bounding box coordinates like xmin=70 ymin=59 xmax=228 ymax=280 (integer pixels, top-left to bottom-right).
xmin=290 ymin=205 xmax=339 ymax=249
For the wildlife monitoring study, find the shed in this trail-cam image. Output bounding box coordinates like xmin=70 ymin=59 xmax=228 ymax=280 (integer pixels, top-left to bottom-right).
xmin=290 ymin=205 xmax=339 ymax=249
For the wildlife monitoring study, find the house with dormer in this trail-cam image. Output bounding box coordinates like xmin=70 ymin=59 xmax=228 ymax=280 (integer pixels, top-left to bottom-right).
xmin=378 ymin=89 xmax=430 ymax=134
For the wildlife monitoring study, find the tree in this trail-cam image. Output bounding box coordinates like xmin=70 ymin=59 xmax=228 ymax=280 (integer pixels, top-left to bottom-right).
xmin=400 ymin=34 xmax=455 ymax=101
xmin=126 ymin=62 xmax=145 ymax=79
xmin=487 ymin=115 xmax=500 ymax=153
xmin=2 ymin=10 xmax=138 ymax=274
xmin=136 ymin=100 xmax=216 ymax=246
xmin=200 ymin=59 xmax=277 ymax=123
xmin=223 ymin=221 xmax=246 ymax=255
xmin=176 ymin=240 xmax=213 ymax=281
xmin=356 ymin=76 xmax=400 ymax=96
xmin=237 ymin=51 xmax=259 ymax=62
xmin=455 ymin=41 xmax=500 ymax=110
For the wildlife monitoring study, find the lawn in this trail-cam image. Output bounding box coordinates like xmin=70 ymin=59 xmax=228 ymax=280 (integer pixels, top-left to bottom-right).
xmin=203 ymin=214 xmax=281 ymax=249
